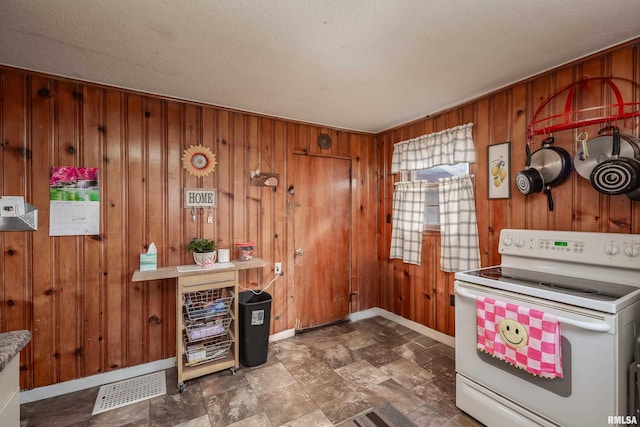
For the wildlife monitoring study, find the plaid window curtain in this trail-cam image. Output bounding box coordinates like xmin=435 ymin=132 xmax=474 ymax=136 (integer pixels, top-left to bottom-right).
xmin=438 ymin=174 xmax=481 ymax=272
xmin=390 ymin=180 xmax=429 ymax=265
xmin=391 ymin=123 xmax=474 ymax=173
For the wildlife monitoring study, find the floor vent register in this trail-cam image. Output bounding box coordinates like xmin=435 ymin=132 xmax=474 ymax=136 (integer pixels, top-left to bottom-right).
xmin=92 ymin=371 xmax=167 ymax=415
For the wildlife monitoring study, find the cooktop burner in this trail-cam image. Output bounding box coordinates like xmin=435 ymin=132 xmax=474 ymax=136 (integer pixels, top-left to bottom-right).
xmin=469 ymin=266 xmax=638 ymax=302
xmin=538 ymin=282 xmax=602 ymax=295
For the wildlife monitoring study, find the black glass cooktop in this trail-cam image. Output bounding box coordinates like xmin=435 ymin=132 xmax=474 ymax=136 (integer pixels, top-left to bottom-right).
xmin=463 ymin=266 xmax=638 ymax=302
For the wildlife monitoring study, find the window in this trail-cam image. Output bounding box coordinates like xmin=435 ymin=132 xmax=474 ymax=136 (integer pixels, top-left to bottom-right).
xmin=407 ymin=163 xmax=469 ymax=229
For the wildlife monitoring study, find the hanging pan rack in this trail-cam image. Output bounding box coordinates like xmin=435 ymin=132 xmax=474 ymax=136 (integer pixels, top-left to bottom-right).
xmin=528 ymin=77 xmax=640 ymax=139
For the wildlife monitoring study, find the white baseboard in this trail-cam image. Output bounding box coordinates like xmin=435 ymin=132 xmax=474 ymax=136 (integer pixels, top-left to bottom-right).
xmin=350 ymin=307 xmax=455 ymax=348
xmin=21 ymin=328 xmax=295 ymax=404
xmin=269 ymin=328 xmax=295 ymax=342
xmin=20 ymin=358 xmax=176 ymax=404
xmin=21 ymin=310 xmax=452 ymax=404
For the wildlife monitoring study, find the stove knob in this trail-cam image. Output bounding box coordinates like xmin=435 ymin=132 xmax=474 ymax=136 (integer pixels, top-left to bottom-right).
xmin=514 ymin=237 xmax=525 ymax=247
xmin=604 ymin=244 xmax=620 ymax=256
xmin=624 ymin=246 xmax=640 ymax=257
xmin=502 ymin=237 xmax=513 ymax=246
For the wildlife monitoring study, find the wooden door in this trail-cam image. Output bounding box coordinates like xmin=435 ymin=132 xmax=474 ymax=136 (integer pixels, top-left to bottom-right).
xmin=293 ymin=154 xmax=351 ymax=330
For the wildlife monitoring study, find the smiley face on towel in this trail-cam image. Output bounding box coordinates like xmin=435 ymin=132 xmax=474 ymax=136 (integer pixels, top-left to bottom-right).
xmin=498 ymin=319 xmax=528 ymax=348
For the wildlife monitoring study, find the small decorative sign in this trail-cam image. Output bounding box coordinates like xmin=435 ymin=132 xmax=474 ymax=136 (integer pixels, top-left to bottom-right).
xmin=181 ymin=144 xmax=217 ymax=177
xmin=184 ymin=188 xmax=217 ymax=208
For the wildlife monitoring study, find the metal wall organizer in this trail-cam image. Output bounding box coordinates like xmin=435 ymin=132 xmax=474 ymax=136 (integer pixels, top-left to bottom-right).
xmin=0 ymin=203 xmax=38 ymax=232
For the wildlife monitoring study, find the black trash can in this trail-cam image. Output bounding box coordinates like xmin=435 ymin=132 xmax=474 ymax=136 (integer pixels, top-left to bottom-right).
xmin=238 ymin=291 xmax=272 ymax=367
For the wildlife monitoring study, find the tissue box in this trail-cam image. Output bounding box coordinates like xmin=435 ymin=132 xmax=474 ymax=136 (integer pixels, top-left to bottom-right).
xmin=140 ymin=253 xmax=157 ymax=271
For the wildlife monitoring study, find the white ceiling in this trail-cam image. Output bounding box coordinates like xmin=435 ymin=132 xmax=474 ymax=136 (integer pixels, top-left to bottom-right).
xmin=1 ymin=1 xmax=639 ymax=134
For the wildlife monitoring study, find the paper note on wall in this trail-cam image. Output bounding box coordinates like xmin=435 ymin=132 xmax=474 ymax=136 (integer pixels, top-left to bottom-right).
xmin=49 ymin=166 xmax=100 ymax=236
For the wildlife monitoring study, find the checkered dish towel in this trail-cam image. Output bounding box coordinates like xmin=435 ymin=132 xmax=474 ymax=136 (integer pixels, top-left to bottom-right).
xmin=476 ymin=296 xmax=563 ymax=379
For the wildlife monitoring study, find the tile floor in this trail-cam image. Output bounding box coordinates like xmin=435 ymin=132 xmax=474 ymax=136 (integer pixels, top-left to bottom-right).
xmin=20 ymin=316 xmax=483 ymax=426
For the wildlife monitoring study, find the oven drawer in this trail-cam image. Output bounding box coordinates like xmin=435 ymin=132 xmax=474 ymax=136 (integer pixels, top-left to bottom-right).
xmin=457 ymin=374 xmax=558 ymax=427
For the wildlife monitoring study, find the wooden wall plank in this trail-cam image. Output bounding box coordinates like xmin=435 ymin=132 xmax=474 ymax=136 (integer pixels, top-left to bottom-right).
xmin=284 ymin=121 xmax=297 ymax=330
xmin=54 ymin=80 xmax=82 ymax=383
xmin=80 ymin=84 xmax=104 ymax=376
xmin=145 ymin=97 xmax=166 ymax=362
xmin=509 ymin=83 xmax=528 ymax=232
xmin=216 ymin=110 xmax=232 ymax=251
xmin=29 ymin=75 xmax=54 ymax=389
xmin=104 ymin=89 xmax=127 ymax=371
xmin=125 ymin=93 xmax=145 ymax=367
xmin=1 ymin=71 xmax=31 ymax=390
xmin=271 ymin=119 xmax=287 ymax=331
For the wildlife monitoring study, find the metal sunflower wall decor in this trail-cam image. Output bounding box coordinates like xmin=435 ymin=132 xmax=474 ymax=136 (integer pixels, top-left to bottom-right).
xmin=181 ymin=144 xmax=217 ymax=177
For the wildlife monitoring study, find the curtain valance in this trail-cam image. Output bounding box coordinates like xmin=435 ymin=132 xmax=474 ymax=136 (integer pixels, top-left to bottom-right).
xmin=391 ymin=123 xmax=475 ymax=173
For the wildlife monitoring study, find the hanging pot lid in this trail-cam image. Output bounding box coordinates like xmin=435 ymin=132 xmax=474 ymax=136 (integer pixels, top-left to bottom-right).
xmin=574 ymin=135 xmax=639 ymax=179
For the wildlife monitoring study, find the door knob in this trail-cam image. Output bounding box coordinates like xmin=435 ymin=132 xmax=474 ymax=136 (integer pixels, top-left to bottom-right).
xmin=295 ymin=248 xmax=304 ymax=256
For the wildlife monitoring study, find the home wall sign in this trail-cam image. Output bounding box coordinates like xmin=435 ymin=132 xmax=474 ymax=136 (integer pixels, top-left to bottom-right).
xmin=184 ymin=188 xmax=217 ymax=223
xmin=181 ymin=144 xmax=217 ymax=177
xmin=184 ymin=188 xmax=218 ymax=208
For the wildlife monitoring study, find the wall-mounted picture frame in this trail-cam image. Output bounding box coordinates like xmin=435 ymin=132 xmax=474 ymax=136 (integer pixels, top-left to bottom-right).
xmin=488 ymin=141 xmax=511 ymax=199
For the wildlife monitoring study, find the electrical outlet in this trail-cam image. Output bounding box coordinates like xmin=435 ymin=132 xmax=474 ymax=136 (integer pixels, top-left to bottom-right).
xmin=274 ymin=262 xmax=282 ymax=275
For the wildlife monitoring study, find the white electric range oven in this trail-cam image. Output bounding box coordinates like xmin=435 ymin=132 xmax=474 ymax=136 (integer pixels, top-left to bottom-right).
xmin=455 ymin=229 xmax=640 ymax=427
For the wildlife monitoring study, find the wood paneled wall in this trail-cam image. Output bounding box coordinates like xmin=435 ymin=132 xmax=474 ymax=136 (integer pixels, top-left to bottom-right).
xmin=377 ymin=41 xmax=640 ymax=337
xmin=3 ymin=39 xmax=640 ymax=392
xmin=0 ymin=67 xmax=378 ymax=390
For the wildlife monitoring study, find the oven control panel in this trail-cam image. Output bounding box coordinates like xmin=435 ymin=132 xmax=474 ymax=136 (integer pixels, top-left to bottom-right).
xmin=498 ymin=229 xmax=640 ymax=269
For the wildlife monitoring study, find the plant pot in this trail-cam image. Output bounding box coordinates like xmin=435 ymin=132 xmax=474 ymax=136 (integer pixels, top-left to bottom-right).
xmin=193 ymin=251 xmax=217 ymax=267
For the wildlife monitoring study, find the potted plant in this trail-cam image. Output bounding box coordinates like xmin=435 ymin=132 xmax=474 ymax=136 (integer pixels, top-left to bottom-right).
xmin=185 ymin=237 xmax=218 ymax=266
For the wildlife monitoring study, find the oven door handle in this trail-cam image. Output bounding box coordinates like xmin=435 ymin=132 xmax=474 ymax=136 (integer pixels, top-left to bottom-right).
xmin=456 ymin=286 xmax=611 ymax=332
xmin=556 ymin=316 xmax=610 ymax=332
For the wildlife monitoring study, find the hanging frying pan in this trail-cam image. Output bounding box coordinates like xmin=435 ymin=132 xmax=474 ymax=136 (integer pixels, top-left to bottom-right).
xmin=590 ymin=127 xmax=640 ymax=195
xmin=574 ymin=127 xmax=640 ymax=179
xmin=528 ymin=137 xmax=572 ymax=187
xmin=515 ymin=145 xmax=544 ymax=194
xmin=515 ymin=137 xmax=572 ymax=211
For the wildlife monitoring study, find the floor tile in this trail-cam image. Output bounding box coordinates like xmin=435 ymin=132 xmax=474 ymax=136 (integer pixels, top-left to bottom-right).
xmin=286 ymin=360 xmax=344 ymax=395
xmin=354 ymin=342 xmax=402 ymax=368
xmin=258 ymin=382 xmax=319 ymax=426
xmin=318 ymin=343 xmax=360 ymax=370
xmin=336 ymin=331 xmax=376 ymax=351
xmin=199 ymin=369 xmax=250 ymax=398
xmin=204 ymin=384 xmax=262 ymax=427
xmin=334 ymin=360 xmax=390 ymax=392
xmin=21 ymin=316 xmax=483 ymax=427
xmin=226 ymin=412 xmax=272 ymax=427
xmin=378 ymin=358 xmax=434 ymax=390
xmin=244 ymin=362 xmax=296 ymax=395
xmin=306 ymin=385 xmax=370 ymax=425
xmin=88 ymin=400 xmax=149 ymax=426
xmin=277 ymin=409 xmax=333 ymax=427
xmin=23 ymin=386 xmax=99 ymax=426
xmin=357 ymin=378 xmax=425 ymax=415
xmin=174 ymin=414 xmax=212 ymax=427
xmin=149 ymin=382 xmax=208 ymax=427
